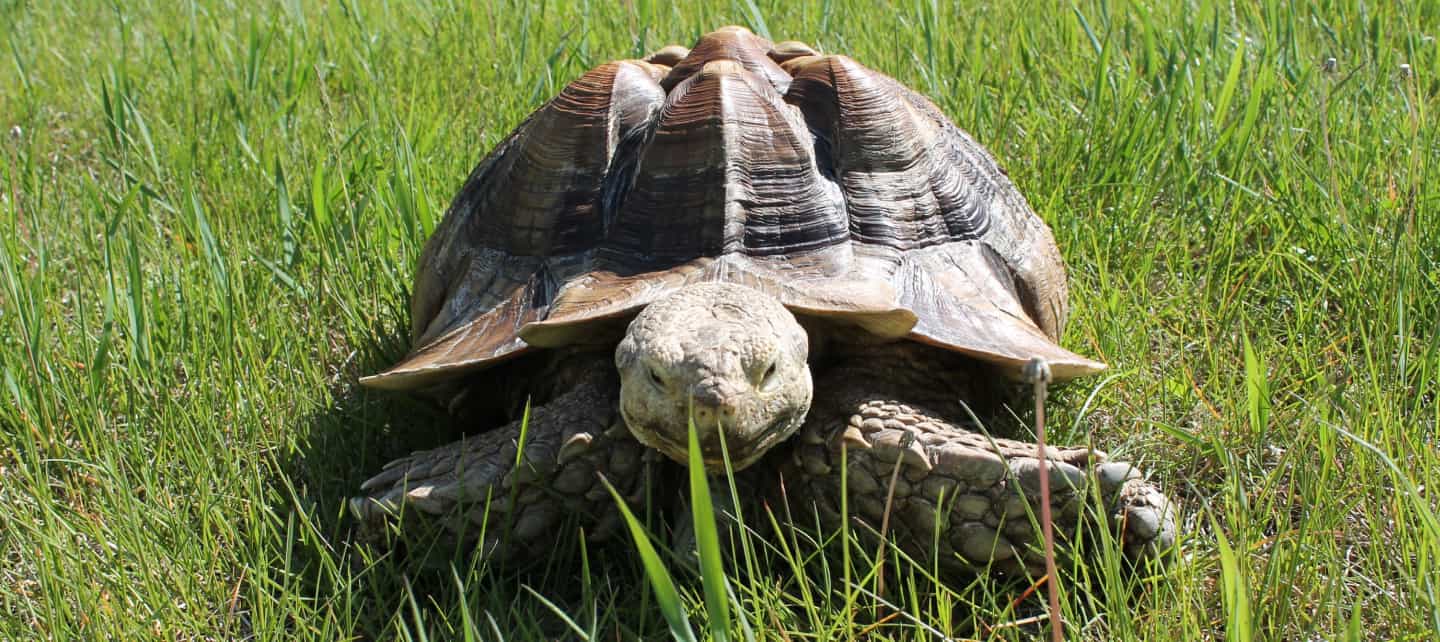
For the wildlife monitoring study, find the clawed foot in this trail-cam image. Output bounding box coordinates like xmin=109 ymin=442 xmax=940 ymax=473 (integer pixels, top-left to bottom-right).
xmin=348 ymin=429 xmax=568 ymax=550
xmin=348 ymin=400 xmax=649 ymax=556
xmin=1094 ymin=461 xmax=1177 ymax=563
xmin=788 ymin=399 xmax=1178 ymax=574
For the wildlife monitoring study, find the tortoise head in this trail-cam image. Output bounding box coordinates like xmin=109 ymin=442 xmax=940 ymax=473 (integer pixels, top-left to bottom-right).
xmin=615 ymin=282 xmax=812 ymax=471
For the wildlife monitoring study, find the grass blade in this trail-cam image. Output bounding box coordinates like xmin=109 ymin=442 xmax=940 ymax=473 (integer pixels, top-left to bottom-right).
xmin=1214 ymin=36 xmax=1245 ymax=129
xmin=521 ymin=584 xmax=591 ymax=641
xmin=686 ymin=419 xmax=731 ymax=642
xmin=1212 ymin=513 xmax=1253 ymax=642
xmin=601 ymin=477 xmax=697 ymax=642
xmin=736 ymin=0 xmax=771 ymax=41
xmin=1242 ymin=333 xmax=1270 ymax=437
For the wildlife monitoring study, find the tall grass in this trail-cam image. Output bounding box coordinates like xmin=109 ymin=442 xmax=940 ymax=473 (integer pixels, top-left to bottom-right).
xmin=1 ymin=0 xmax=1436 ymax=639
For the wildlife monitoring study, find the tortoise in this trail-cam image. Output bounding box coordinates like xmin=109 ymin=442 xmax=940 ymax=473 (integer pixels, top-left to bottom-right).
xmin=350 ymin=26 xmax=1176 ymax=574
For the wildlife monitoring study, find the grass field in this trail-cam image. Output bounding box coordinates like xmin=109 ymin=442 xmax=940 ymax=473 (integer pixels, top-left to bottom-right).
xmin=2 ymin=0 xmax=1437 ymax=639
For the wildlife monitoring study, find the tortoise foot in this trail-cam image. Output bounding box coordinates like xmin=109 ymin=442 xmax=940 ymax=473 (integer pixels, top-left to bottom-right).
xmin=349 ymin=373 xmax=647 ymax=556
xmin=349 ymin=427 xmax=562 ymax=550
xmin=1095 ymin=462 xmax=1179 ymax=565
xmin=790 ymin=397 xmax=1179 ymax=574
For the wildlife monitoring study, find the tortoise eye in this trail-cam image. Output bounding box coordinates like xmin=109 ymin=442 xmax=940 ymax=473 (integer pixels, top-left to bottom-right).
xmin=759 ymin=361 xmax=779 ymax=390
xmin=648 ymin=366 xmax=666 ymax=388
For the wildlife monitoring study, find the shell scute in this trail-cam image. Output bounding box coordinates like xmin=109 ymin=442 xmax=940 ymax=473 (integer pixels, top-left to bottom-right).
xmin=784 ymin=55 xmax=990 ymax=249
xmin=368 ymin=61 xmax=665 ymax=389
xmin=363 ymin=29 xmax=1104 ymax=391
xmin=661 ymin=26 xmax=791 ymax=94
xmin=602 ymin=59 xmax=846 ymax=267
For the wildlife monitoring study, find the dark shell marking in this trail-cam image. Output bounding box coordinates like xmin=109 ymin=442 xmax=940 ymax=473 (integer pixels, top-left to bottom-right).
xmin=364 ymin=27 xmax=1104 ymax=390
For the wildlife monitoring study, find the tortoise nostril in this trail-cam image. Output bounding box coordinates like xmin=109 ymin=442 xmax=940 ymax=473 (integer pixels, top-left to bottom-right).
xmin=691 ymin=401 xmax=737 ymax=428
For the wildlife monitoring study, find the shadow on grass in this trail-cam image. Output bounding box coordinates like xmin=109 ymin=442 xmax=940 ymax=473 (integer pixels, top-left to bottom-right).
xmin=264 ymin=320 xmax=654 ymax=638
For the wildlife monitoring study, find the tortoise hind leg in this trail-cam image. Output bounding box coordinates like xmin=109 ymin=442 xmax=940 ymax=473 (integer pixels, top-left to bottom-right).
xmin=350 ymin=365 xmax=649 ymax=558
xmin=780 ymin=378 xmax=1177 ymax=575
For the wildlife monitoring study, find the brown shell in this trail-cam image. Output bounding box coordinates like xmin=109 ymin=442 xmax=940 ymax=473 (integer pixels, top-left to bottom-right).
xmin=363 ymin=27 xmax=1104 ymax=390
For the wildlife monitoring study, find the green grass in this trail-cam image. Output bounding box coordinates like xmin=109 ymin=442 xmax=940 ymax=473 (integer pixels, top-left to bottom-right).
xmin=2 ymin=0 xmax=1437 ymax=639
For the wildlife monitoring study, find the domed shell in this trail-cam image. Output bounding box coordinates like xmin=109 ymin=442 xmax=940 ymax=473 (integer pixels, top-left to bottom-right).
xmin=363 ymin=27 xmax=1105 ymax=391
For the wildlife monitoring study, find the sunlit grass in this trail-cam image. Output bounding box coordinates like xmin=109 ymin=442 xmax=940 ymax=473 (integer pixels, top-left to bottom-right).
xmin=1 ymin=0 xmax=1436 ymax=639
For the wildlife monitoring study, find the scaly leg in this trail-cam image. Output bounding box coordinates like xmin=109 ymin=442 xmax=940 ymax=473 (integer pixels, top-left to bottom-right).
xmin=780 ymin=376 xmax=1177 ymax=575
xmin=349 ymin=364 xmax=651 ymax=556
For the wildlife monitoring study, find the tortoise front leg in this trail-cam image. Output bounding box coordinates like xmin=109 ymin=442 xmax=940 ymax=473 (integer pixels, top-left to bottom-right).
xmin=781 ymin=386 xmax=1177 ymax=576
xmin=349 ymin=367 xmax=650 ymax=557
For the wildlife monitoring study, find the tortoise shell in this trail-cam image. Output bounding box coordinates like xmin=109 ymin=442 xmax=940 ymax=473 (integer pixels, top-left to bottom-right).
xmin=363 ymin=27 xmax=1105 ymax=390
